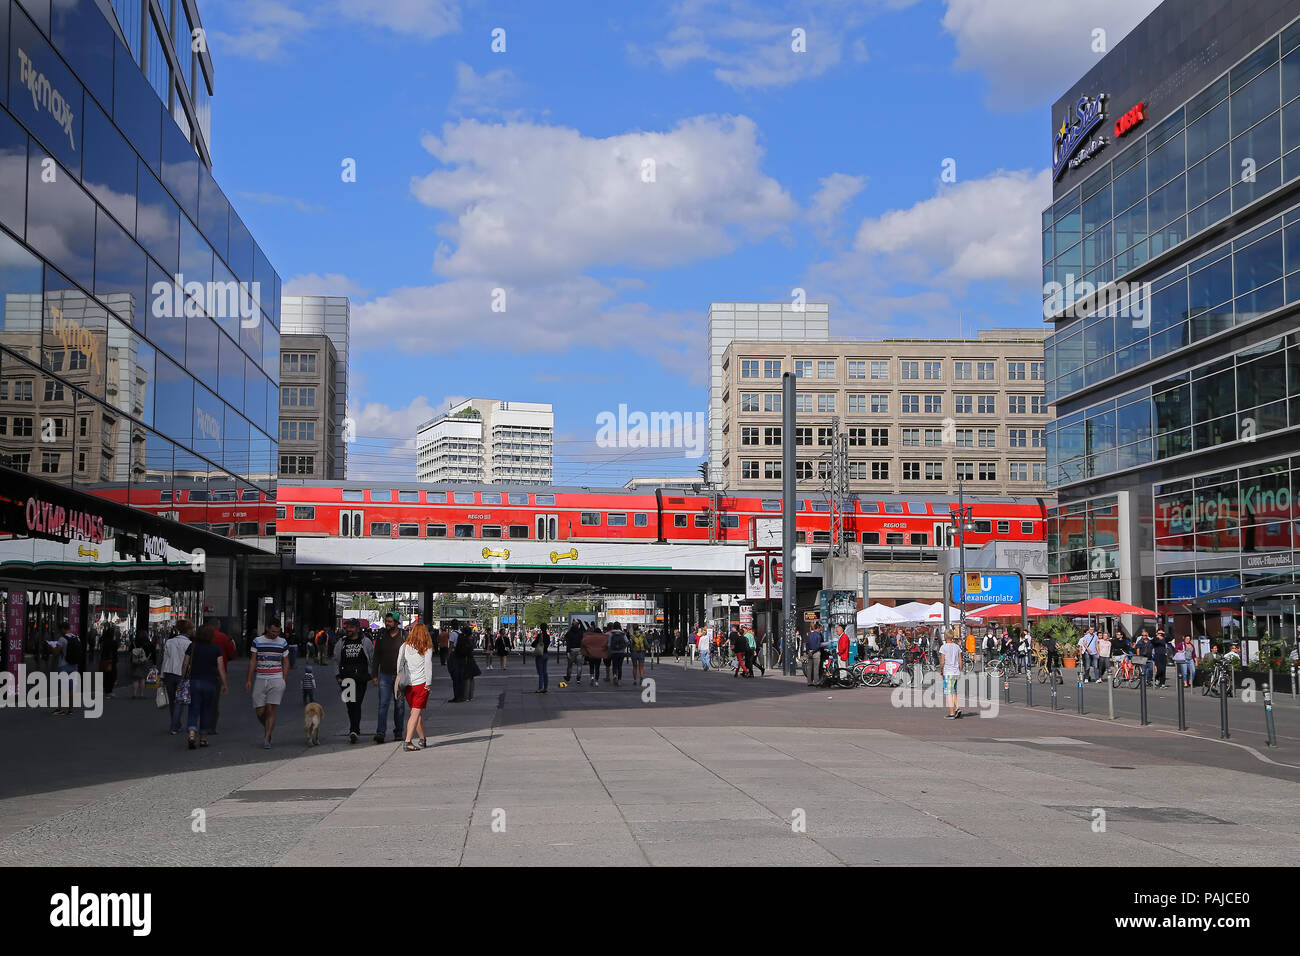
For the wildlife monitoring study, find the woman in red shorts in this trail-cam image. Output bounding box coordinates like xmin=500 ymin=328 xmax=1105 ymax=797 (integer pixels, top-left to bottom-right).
xmin=399 ymin=623 xmax=434 ymax=752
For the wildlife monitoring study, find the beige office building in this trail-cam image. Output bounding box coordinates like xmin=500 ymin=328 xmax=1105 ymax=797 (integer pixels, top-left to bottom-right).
xmin=278 ymin=333 xmax=340 ymax=478
xmin=719 ymin=330 xmax=1051 ymax=495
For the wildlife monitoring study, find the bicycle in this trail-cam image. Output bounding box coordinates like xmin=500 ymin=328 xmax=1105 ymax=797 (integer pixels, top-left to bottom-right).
xmin=1034 ymin=647 xmax=1063 ymax=685
xmin=1109 ymin=654 xmax=1143 ymax=689
xmin=1202 ymin=656 xmax=1235 ymax=698
xmin=985 ymin=652 xmax=1018 ymax=677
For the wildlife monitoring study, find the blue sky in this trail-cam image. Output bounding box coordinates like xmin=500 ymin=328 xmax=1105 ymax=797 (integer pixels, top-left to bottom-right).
xmin=197 ymin=0 xmax=1160 ymax=483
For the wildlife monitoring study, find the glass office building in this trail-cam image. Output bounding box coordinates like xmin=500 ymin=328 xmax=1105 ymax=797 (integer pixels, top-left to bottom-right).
xmin=1043 ymin=0 xmax=1300 ymax=649
xmin=0 ymin=0 xmax=280 ymax=670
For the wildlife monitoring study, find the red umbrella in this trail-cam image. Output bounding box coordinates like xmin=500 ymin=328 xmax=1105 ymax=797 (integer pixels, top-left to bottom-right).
xmin=1054 ymin=598 xmax=1155 ymax=617
xmin=965 ymin=603 xmax=1053 ymax=620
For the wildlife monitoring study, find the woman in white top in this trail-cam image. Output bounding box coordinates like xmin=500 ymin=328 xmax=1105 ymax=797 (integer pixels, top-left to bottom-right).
xmin=399 ymin=624 xmax=434 ymax=751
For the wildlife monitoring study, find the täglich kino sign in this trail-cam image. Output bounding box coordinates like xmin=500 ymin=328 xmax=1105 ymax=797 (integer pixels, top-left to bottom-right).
xmin=1053 ymin=92 xmax=1108 ymax=181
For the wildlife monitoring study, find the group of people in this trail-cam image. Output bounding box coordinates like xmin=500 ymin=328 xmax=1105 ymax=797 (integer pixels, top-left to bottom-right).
xmin=558 ymin=620 xmax=654 ymax=687
xmin=1067 ymin=626 xmax=1207 ymax=688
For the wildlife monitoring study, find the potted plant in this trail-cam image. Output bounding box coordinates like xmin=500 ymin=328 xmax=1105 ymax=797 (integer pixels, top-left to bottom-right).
xmin=1031 ymin=616 xmax=1079 ymax=668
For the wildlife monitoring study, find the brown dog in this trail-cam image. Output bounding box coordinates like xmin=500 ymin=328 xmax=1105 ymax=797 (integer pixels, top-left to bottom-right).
xmin=304 ymin=702 xmax=324 ymax=746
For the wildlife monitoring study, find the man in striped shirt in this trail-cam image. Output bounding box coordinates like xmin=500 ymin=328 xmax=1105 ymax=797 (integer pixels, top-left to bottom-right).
xmin=245 ymin=622 xmax=289 ymax=749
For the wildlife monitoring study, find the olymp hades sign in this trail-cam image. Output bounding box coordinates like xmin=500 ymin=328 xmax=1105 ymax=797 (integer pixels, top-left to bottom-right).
xmin=24 ymin=497 xmax=105 ymax=545
xmin=1053 ymin=92 xmax=1108 ymax=181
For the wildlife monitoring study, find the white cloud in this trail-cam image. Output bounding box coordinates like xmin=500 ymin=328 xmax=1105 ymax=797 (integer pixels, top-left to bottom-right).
xmin=282 ymin=273 xmax=372 ymax=298
xmin=343 ymin=394 xmax=464 ymax=480
xmin=449 ymin=61 xmax=524 ymax=118
xmin=633 ymin=0 xmax=918 ymax=90
xmin=807 ymin=168 xmax=1050 ymax=333
xmin=339 ymin=0 xmax=459 ymax=39
xmin=411 ymin=115 xmax=796 ymax=280
xmin=807 ymin=172 xmax=866 ymax=239
xmin=208 ymin=1 xmax=311 ymax=61
xmin=209 ymin=0 xmax=458 ymax=61
xmin=942 ymin=0 xmax=1162 ymax=110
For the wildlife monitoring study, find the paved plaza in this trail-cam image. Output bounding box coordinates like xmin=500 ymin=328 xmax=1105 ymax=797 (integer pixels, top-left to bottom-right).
xmin=2 ymin=654 xmax=1298 ymax=866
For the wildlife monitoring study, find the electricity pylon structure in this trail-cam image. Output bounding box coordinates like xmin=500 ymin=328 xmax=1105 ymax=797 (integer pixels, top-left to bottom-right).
xmin=818 ymin=416 xmax=852 ymax=558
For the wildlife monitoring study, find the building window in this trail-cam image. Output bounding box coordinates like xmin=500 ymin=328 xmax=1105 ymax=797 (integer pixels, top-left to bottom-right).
xmin=977 ymin=395 xmax=995 ymax=414
xmin=921 ymin=427 xmax=939 ymax=446
xmin=977 ymin=361 xmax=995 ymax=380
xmin=848 ymin=394 xmax=866 ymax=413
xmin=902 ymin=462 xmax=920 ymax=480
xmin=764 ymin=461 xmax=782 ymax=479
xmin=1007 ymin=361 xmax=1026 ymax=380
xmin=845 ymin=427 xmax=864 ymax=446
xmin=78 ymin=451 xmax=86 ymax=471
xmin=795 ymin=360 xmax=813 ymax=378
xmin=902 ymin=361 xmax=919 ymax=380
xmin=741 ymin=360 xmax=759 ymax=378
xmin=902 ymin=428 xmax=919 ymax=447
xmin=741 ymin=393 xmax=759 ymax=412
xmin=742 ymin=460 xmax=759 ymax=479
xmin=978 ymin=462 xmax=996 ymax=481
xmin=741 ymin=426 xmax=759 ymax=446
xmin=817 ymin=360 xmax=835 ymax=379
xmin=1032 ymin=429 xmax=1045 ymax=447
xmin=1009 ymin=462 xmax=1028 ymax=481
xmin=870 ymin=361 xmax=888 ymax=380
xmin=924 ymin=361 xmax=942 ymax=380
xmin=43 ymin=380 xmax=65 ymax=401
xmin=924 ymin=394 xmax=942 ymax=414
xmin=954 ymin=395 xmax=972 ymax=414
xmin=1031 ymin=362 xmax=1044 ymax=381
xmin=795 ymin=460 xmax=812 ymax=480
xmin=13 ymin=417 xmax=33 ymax=437
xmin=41 ymin=452 xmax=60 ymax=473
xmin=954 ymin=361 xmax=971 ymax=380
xmin=280 ymin=420 xmax=316 ymax=441
xmin=955 ymin=428 xmax=973 ymax=447
xmin=1009 ymin=428 xmax=1027 ymax=447
xmin=1031 ymin=395 xmax=1046 ymax=414
xmin=763 ymin=360 xmax=782 ymax=378
xmin=848 ymin=462 xmax=865 ymax=479
xmin=1032 ymin=462 xmax=1044 ymax=482
xmin=10 ymin=453 xmax=29 ymax=471
xmin=978 ymin=428 xmax=997 ymax=448
xmin=871 ymin=394 xmax=888 ymax=413
xmin=279 ymin=455 xmax=315 ymax=475
xmin=764 ymin=427 xmax=782 ymax=446
xmin=956 ymin=461 xmax=974 ymax=481
xmin=764 ymin=393 xmax=782 ymax=413
xmin=902 ymin=395 xmax=919 ymax=413
xmin=817 ymin=394 xmax=834 ymax=413
xmin=1008 ymin=395 xmax=1026 ymax=414
xmin=281 ymin=353 xmax=318 ymax=373
xmin=871 ymin=428 xmax=888 ymax=446
xmin=795 ymin=426 xmax=812 ymax=446
xmin=925 ymin=462 xmax=943 ymax=481
xmin=848 ymin=360 xmax=866 ymax=379
xmin=796 ymin=394 xmax=812 ymax=412
xmin=282 ymin=387 xmax=317 ymax=407
xmin=872 ymin=461 xmax=889 ymax=480
xmin=817 ymin=427 xmax=834 ymax=446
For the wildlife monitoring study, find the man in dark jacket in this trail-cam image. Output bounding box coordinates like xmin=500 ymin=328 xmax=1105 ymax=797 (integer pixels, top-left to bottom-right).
xmin=805 ymin=623 xmax=825 ymax=686
xmin=335 ymin=619 xmax=374 ymax=743
xmin=370 ymin=613 xmax=406 ymax=742
xmin=729 ymin=627 xmax=748 ymax=677
xmin=563 ymin=622 xmax=585 ymax=685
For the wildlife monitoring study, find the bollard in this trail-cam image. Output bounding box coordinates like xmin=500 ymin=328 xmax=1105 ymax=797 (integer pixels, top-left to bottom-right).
xmin=1219 ymin=678 xmax=1230 ymax=739
xmin=1139 ymin=676 xmax=1149 ymax=726
xmin=1026 ymin=671 xmax=1033 ymax=708
xmin=1264 ymin=673 xmax=1278 ymax=747
xmin=1051 ymin=675 xmax=1058 ymax=710
xmin=1003 ymin=676 xmax=1011 ymax=704
xmin=1177 ymin=675 xmax=1187 ymax=731
xmin=1077 ymin=677 xmax=1084 ymax=714
xmin=1291 ymin=662 xmax=1297 ymax=704
xmin=1107 ymin=674 xmax=1114 ymax=720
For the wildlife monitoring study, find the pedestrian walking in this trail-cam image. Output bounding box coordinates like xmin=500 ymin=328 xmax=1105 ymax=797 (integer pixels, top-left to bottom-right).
xmin=940 ymin=630 xmax=962 ymax=719
xmin=608 ymin=623 xmax=629 ymax=686
xmin=335 ymin=619 xmax=374 ymax=743
xmin=371 ymin=613 xmax=407 ymax=742
xmin=1080 ymin=625 xmax=1100 ymax=682
xmin=804 ymin=622 xmax=825 ymax=685
xmin=160 ymin=620 xmax=193 ymax=734
xmin=399 ymin=624 xmax=434 ymax=751
xmin=208 ymin=620 xmax=236 ymax=734
xmin=437 ymin=626 xmax=449 ymax=666
xmin=1135 ymin=629 xmax=1154 ymax=686
xmin=673 ymin=627 xmax=684 ymax=663
xmin=698 ymin=626 xmax=712 ymax=672
xmin=448 ymin=622 xmax=480 ymax=702
xmin=50 ymin=619 xmax=81 ymax=716
xmin=494 ymin=630 xmax=509 ymax=670
xmin=246 ymin=622 xmax=289 ymax=749
xmin=301 ymin=664 xmax=317 ymax=704
xmin=129 ymin=629 xmax=154 ymax=699
xmin=562 ymin=620 xmax=584 ymax=685
xmin=581 ymin=624 xmax=608 ymax=686
xmin=100 ymin=621 xmax=120 ymax=699
xmin=532 ymin=623 xmax=551 ymax=693
xmin=183 ymin=625 xmax=227 ymax=749
xmin=628 ymin=625 xmax=647 ymax=685
xmin=1152 ymin=629 xmax=1169 ymax=688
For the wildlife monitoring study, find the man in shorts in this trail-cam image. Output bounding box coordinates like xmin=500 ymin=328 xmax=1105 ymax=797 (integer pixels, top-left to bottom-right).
xmin=246 ymin=622 xmax=289 ymax=749
xmin=940 ymin=629 xmax=963 ymax=719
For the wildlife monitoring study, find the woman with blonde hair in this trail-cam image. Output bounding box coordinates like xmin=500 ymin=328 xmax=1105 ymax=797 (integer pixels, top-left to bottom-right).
xmin=399 ymin=623 xmax=434 ymax=751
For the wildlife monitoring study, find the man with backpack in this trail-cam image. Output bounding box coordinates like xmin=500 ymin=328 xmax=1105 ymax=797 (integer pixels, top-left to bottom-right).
xmin=52 ymin=619 xmax=82 ymax=716
xmin=607 ymin=623 xmax=630 ymax=686
xmin=628 ymin=625 xmax=648 ymax=685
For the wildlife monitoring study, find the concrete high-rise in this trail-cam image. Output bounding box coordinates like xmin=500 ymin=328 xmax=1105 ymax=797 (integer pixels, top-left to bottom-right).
xmin=416 ymin=399 xmax=554 ymax=484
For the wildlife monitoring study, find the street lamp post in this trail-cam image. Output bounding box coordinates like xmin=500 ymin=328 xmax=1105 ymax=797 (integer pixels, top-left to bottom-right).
xmin=949 ymin=483 xmax=975 ymax=647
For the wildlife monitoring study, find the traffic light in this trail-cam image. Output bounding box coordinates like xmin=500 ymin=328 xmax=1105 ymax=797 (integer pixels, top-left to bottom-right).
xmin=698 ymin=461 xmax=709 ymax=482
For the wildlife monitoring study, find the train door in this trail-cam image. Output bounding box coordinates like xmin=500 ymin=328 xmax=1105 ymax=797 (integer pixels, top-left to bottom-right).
xmin=535 ymin=514 xmax=558 ymax=541
xmin=934 ymin=523 xmax=954 ymax=548
xmin=340 ymin=510 xmax=362 ymax=537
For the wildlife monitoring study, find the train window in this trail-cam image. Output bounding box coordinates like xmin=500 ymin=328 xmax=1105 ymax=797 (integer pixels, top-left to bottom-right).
xmin=812 ymin=530 xmax=830 ymax=543
xmin=241 ymin=490 xmax=260 ymax=502
xmin=607 ymin=513 xmax=627 ymax=526
xmin=508 ymin=493 xmax=530 ymax=505
xmin=761 ymin=499 xmax=781 ymax=511
xmin=276 ymin=506 xmax=286 ymax=520
xmin=210 ymin=490 xmax=236 ymax=502
xmin=427 ymin=491 xmax=447 ymax=503
xmin=721 ymin=515 xmax=739 ymax=528
xmin=907 ymin=502 xmax=928 ymax=514
xmin=453 ymin=492 xmax=476 ymax=504
xmin=843 ymin=531 xmax=857 ymax=542
xmin=372 ymin=490 xmax=393 ymax=502
xmin=264 ymin=523 xmax=275 ymax=535
xmin=997 ymin=520 xmax=1010 ymax=534
xmin=342 ymin=490 xmax=363 ymax=502
xmin=265 ymin=490 xmax=276 ymax=501
xmin=481 ymin=526 xmax=502 ymax=538
xmin=237 ymin=522 xmax=258 ymax=536
xmin=861 ymin=502 xmax=879 ymax=513
xmin=398 ymin=523 xmax=419 ymax=537
xmin=293 ymin=506 xmax=314 ymax=520
xmin=536 ymin=494 xmax=556 ymax=506
xmin=426 ymin=524 xmax=447 ymax=537
xmin=910 ymin=532 xmax=928 ymax=545
xmin=673 ymin=515 xmax=687 ymax=528
xmin=160 ymin=490 xmax=173 ymax=502
xmin=796 ymin=531 xmax=807 ymax=543
xmin=694 ymin=514 xmax=711 ymax=528
xmin=862 ymin=532 xmax=880 ymax=545
xmin=481 ymin=493 xmax=502 ymax=505
xmin=884 ymin=503 xmax=904 ymax=514
xmin=210 ymin=524 xmax=231 ymax=536
xmin=398 ymin=492 xmax=419 ymax=503
xmin=886 ymin=533 xmax=904 ymax=545
xmin=580 ymin=512 xmax=601 ymax=525
xmin=811 ymin=502 xmax=830 ymax=512
xmin=369 ymin=522 xmax=391 ymax=536
xmin=454 ymin=524 xmax=474 ymax=538
xmin=1021 ymin=521 xmax=1033 ymax=535
xmin=972 ymin=520 xmax=992 ymax=533
xmin=189 ymin=490 xmax=208 ymax=502
xmin=634 ymin=514 xmax=648 ymax=527
xmin=509 ymin=525 xmax=529 ymax=539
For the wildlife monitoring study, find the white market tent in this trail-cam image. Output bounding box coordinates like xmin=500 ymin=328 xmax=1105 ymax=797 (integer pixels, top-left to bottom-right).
xmin=893 ymin=601 xmax=937 ymax=623
xmin=857 ymin=604 xmax=908 ymax=627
